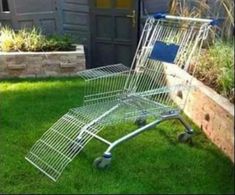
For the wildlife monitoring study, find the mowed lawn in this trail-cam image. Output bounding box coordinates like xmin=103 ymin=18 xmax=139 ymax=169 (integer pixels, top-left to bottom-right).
xmin=0 ymin=77 xmax=234 ymax=194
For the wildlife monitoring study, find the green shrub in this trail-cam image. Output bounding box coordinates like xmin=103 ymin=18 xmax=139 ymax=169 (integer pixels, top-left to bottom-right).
xmin=42 ymin=35 xmax=74 ymax=51
xmin=0 ymin=27 xmax=74 ymax=52
xmin=169 ymin=0 xmax=234 ymax=40
xmin=20 ymin=28 xmax=45 ymax=51
xmin=0 ymin=27 xmax=15 ymax=51
xmin=195 ymin=40 xmax=234 ymax=103
xmin=169 ymin=1 xmax=234 ymax=102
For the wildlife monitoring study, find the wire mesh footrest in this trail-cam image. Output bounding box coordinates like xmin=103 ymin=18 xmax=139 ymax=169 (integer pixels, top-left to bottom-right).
xmin=25 ymin=111 xmax=104 ymax=181
xmin=25 ymin=101 xmax=120 ymax=181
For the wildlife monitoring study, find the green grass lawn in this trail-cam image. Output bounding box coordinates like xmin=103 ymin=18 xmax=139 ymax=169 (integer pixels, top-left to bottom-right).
xmin=0 ymin=77 xmax=234 ymax=194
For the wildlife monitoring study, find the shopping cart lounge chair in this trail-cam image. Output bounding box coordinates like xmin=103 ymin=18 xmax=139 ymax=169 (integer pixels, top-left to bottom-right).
xmin=25 ymin=14 xmax=215 ymax=181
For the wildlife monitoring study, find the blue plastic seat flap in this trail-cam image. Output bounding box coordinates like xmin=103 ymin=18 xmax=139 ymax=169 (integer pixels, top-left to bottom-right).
xmin=149 ymin=41 xmax=180 ymax=63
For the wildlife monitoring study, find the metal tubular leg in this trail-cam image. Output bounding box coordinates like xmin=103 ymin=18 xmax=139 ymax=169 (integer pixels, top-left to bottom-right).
xmin=174 ymin=115 xmax=194 ymax=134
xmin=94 ymin=114 xmax=194 ymax=169
xmin=104 ymin=119 xmax=162 ymax=155
xmin=103 ymin=113 xmax=193 ymax=156
xmin=161 ymin=113 xmax=193 ymax=134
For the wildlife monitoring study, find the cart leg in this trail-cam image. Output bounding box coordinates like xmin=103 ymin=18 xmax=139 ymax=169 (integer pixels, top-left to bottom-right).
xmin=174 ymin=115 xmax=194 ymax=143
xmin=161 ymin=112 xmax=194 ymax=143
xmin=93 ymin=119 xmax=162 ymax=169
xmin=93 ymin=114 xmax=194 ymax=169
xmin=107 ymin=119 xmax=162 ymax=153
xmin=175 ymin=115 xmax=194 ymax=134
xmin=105 ymin=114 xmax=194 ymax=152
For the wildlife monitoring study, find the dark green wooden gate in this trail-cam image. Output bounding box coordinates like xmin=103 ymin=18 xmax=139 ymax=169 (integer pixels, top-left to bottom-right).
xmin=90 ymin=0 xmax=139 ymax=67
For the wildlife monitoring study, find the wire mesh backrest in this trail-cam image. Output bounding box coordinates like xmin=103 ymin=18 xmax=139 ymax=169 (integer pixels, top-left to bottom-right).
xmin=122 ymin=17 xmax=212 ymax=111
xmin=125 ymin=17 xmax=211 ymax=94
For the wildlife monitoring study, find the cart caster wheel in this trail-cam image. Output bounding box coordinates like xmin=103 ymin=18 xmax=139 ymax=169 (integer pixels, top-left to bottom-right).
xmin=178 ymin=132 xmax=193 ymax=144
xmin=135 ymin=117 xmax=147 ymax=127
xmin=93 ymin=156 xmax=111 ymax=169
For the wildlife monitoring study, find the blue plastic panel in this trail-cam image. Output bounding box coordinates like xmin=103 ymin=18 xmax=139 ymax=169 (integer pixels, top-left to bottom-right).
xmin=149 ymin=41 xmax=180 ymax=63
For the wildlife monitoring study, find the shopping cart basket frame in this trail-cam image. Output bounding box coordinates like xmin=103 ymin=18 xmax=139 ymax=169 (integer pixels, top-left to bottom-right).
xmin=25 ymin=13 xmax=216 ymax=181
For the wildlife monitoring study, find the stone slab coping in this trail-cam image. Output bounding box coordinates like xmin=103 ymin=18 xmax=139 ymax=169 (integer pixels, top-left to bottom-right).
xmin=192 ymin=76 xmax=234 ymax=116
xmin=0 ymin=45 xmax=84 ymax=56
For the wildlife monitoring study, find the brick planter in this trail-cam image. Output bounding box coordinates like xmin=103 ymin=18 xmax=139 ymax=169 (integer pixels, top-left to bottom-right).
xmin=0 ymin=45 xmax=86 ymax=78
xmin=165 ymin=64 xmax=234 ymax=162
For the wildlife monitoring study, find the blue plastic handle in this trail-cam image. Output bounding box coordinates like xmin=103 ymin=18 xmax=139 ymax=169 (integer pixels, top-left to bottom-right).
xmin=210 ymin=19 xmax=221 ymax=26
xmin=153 ymin=13 xmax=167 ymax=19
xmin=153 ymin=12 xmax=220 ymax=26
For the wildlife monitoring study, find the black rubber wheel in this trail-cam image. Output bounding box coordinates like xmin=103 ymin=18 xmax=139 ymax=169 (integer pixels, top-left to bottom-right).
xmin=93 ymin=157 xmax=110 ymax=169
xmin=178 ymin=132 xmax=193 ymax=144
xmin=135 ymin=117 xmax=147 ymax=127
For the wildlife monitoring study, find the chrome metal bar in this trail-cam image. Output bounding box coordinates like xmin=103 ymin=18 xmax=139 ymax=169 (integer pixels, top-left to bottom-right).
xmin=77 ymin=104 xmax=120 ymax=139
xmin=104 ymin=112 xmax=193 ymax=155
xmin=83 ymin=130 xmax=111 ymax=146
xmin=165 ymin=15 xmax=213 ymax=24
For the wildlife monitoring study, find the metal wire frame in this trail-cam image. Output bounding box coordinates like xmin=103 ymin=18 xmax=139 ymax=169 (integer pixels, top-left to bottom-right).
xmin=25 ymin=16 xmax=212 ymax=182
xmin=77 ymin=63 xmax=130 ymax=105
xmin=125 ymin=18 xmax=211 ymax=111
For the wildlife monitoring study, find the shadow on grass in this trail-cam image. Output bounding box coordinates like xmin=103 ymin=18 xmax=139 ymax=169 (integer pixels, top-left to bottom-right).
xmin=157 ymin=119 xmax=233 ymax=164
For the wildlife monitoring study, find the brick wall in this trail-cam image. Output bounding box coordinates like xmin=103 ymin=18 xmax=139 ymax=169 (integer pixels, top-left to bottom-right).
xmin=165 ymin=64 xmax=234 ymax=162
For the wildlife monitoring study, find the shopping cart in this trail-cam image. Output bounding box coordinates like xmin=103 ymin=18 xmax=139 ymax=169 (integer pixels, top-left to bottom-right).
xmin=25 ymin=14 xmax=215 ymax=181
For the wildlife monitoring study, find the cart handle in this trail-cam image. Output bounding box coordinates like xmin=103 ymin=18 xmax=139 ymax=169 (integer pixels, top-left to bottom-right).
xmin=153 ymin=13 xmax=218 ymax=26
